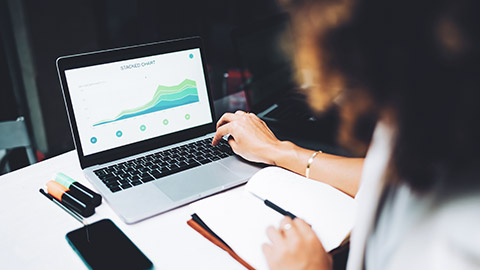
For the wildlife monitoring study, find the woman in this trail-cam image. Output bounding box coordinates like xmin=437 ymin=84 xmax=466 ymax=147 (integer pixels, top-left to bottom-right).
xmin=212 ymin=0 xmax=480 ymax=269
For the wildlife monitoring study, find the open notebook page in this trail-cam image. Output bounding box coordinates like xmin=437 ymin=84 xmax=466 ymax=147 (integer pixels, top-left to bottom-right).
xmin=190 ymin=166 xmax=356 ymax=270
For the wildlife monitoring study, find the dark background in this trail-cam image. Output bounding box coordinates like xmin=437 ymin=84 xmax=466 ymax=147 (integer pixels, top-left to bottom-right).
xmin=0 ymin=0 xmax=285 ymax=161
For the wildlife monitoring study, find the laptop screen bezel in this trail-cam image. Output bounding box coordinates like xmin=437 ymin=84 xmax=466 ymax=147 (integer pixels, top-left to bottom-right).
xmin=57 ymin=37 xmax=216 ymax=169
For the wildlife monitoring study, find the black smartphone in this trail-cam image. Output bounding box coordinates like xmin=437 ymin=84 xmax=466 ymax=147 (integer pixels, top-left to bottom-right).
xmin=66 ymin=219 xmax=153 ymax=270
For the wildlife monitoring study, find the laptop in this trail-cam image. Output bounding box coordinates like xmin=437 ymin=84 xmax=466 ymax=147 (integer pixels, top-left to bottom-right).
xmin=232 ymin=13 xmax=317 ymax=124
xmin=56 ymin=37 xmax=262 ymax=224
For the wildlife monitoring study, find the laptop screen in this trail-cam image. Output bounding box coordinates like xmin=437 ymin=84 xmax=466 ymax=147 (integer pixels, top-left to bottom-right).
xmin=64 ymin=48 xmax=212 ymax=156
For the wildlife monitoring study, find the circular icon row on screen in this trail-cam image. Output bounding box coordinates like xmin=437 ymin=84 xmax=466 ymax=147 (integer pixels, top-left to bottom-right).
xmin=90 ymin=114 xmax=192 ymax=144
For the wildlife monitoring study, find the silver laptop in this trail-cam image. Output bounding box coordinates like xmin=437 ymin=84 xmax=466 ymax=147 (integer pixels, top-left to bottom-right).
xmin=56 ymin=37 xmax=261 ymax=224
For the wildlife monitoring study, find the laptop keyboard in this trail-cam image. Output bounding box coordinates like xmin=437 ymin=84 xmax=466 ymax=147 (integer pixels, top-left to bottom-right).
xmin=93 ymin=138 xmax=234 ymax=193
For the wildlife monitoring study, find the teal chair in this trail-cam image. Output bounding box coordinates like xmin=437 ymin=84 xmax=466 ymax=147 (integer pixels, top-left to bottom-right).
xmin=0 ymin=117 xmax=36 ymax=174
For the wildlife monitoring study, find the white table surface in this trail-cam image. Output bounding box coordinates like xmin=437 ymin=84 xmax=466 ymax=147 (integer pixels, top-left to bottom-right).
xmin=0 ymin=150 xmax=246 ymax=269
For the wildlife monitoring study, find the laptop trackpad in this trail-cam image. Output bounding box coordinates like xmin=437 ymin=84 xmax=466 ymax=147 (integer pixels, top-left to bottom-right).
xmin=154 ymin=164 xmax=239 ymax=202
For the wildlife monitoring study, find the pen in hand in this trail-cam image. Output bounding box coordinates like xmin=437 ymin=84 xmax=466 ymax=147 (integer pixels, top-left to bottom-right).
xmin=250 ymin=192 xmax=297 ymax=220
xmin=264 ymin=199 xmax=297 ymax=220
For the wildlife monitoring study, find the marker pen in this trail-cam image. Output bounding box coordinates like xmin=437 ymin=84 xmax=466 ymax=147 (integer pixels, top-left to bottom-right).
xmin=55 ymin=173 xmax=102 ymax=207
xmin=46 ymin=181 xmax=95 ymax=217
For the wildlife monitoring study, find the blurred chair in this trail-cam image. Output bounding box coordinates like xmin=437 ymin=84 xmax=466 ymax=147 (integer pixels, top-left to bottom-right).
xmin=0 ymin=117 xmax=36 ymax=174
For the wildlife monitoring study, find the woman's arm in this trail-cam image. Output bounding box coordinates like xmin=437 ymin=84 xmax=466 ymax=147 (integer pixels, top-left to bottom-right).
xmin=273 ymin=141 xmax=363 ymax=197
xmin=212 ymin=111 xmax=363 ymax=197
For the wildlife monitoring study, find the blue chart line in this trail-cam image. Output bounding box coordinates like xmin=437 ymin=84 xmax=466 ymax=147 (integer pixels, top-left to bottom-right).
xmin=94 ymin=79 xmax=199 ymax=126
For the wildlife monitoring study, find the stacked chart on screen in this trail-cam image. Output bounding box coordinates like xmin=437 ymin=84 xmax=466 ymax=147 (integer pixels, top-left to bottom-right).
xmin=93 ymin=79 xmax=199 ymax=127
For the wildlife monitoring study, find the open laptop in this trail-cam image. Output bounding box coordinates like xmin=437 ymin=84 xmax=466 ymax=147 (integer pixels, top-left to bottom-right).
xmin=57 ymin=37 xmax=262 ymax=224
xmin=232 ymin=13 xmax=317 ymax=123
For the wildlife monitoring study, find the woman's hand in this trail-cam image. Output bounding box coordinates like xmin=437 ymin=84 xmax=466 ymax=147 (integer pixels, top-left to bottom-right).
xmin=262 ymin=217 xmax=332 ymax=270
xmin=212 ymin=111 xmax=284 ymax=164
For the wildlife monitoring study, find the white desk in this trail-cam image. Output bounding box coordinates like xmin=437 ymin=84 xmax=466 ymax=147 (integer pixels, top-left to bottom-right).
xmin=0 ymin=151 xmax=245 ymax=269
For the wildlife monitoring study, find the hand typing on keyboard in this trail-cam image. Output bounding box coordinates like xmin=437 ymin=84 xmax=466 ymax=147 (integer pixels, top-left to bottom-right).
xmin=212 ymin=110 xmax=284 ymax=165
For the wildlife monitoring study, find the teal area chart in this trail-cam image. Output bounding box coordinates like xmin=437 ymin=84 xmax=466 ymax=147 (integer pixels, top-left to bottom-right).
xmin=94 ymin=79 xmax=199 ymax=126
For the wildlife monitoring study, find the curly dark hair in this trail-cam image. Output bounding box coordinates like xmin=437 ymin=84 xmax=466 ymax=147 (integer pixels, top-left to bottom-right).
xmin=287 ymin=0 xmax=480 ymax=191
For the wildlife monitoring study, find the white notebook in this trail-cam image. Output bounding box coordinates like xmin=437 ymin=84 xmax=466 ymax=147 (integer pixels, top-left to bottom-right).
xmin=190 ymin=166 xmax=357 ymax=270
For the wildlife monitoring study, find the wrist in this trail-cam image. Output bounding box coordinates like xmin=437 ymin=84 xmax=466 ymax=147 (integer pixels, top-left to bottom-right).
xmin=269 ymin=141 xmax=297 ymax=167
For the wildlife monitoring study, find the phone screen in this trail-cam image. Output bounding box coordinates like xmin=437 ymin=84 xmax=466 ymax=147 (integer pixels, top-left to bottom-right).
xmin=66 ymin=219 xmax=153 ymax=270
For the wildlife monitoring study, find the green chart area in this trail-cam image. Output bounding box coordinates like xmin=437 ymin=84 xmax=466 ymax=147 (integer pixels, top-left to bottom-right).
xmin=94 ymin=79 xmax=199 ymax=126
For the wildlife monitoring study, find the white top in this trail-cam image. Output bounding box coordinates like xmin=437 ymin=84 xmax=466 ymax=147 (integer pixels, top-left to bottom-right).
xmin=348 ymin=123 xmax=480 ymax=270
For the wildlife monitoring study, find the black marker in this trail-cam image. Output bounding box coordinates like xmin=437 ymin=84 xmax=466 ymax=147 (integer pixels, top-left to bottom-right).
xmin=55 ymin=172 xmax=102 ymax=207
xmin=39 ymin=188 xmax=86 ymax=225
xmin=46 ymin=181 xmax=95 ymax=217
xmin=40 ymin=188 xmax=90 ymax=242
